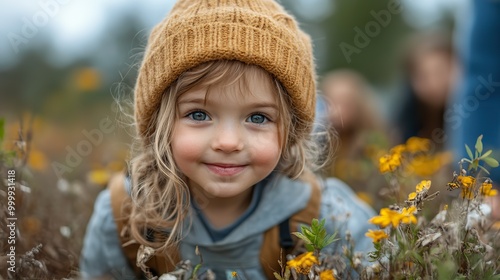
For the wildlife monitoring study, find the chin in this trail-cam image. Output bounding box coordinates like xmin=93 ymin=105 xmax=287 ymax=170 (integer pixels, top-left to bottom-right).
xmin=196 ymin=184 xmax=233 ymax=196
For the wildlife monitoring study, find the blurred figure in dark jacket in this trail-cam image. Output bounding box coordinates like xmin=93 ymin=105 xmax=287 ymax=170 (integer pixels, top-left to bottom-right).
xmin=395 ymin=31 xmax=458 ymax=150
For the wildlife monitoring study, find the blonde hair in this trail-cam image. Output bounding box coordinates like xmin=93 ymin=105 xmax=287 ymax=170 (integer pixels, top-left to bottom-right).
xmin=128 ymin=60 xmax=333 ymax=252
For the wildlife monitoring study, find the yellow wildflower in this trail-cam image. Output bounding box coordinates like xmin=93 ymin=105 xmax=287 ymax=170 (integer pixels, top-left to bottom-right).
xmin=379 ymin=155 xmax=392 ymax=173
xmin=406 ymin=154 xmax=439 ymax=177
xmin=74 ymin=67 xmax=101 ymax=91
xmin=407 ymin=192 xmax=417 ymax=201
xmin=231 ymin=271 xmax=238 ymax=278
xmin=457 ymin=175 xmax=476 ymax=200
xmin=416 ymin=180 xmax=431 ymax=192
xmin=457 ymin=175 xmax=475 ymax=189
xmin=287 ymin=252 xmax=318 ymax=275
xmin=479 ymin=181 xmax=498 ymax=197
xmin=369 ymin=208 xmax=403 ymax=228
xmin=319 ymin=270 xmax=336 ymax=280
xmin=365 ymin=229 xmax=389 ymax=243
xmin=460 ymin=188 xmax=474 ymax=200
xmin=400 ymin=206 xmax=417 ymax=225
xmin=407 ymin=153 xmax=450 ymax=177
xmin=405 ymin=137 xmax=430 ymax=153
xmin=28 ymin=149 xmax=48 ymax=171
xmin=88 ymin=168 xmax=111 ymax=186
xmin=379 ymin=153 xmax=402 ymax=174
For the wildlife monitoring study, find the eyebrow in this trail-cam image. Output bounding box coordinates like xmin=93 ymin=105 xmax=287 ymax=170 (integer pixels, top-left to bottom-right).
xmin=178 ymin=97 xmax=279 ymax=111
xmin=177 ymin=97 xmax=206 ymax=105
xmin=245 ymin=101 xmax=279 ymax=111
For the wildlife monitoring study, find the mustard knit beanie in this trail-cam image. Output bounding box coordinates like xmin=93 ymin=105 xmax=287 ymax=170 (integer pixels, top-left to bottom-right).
xmin=134 ymin=0 xmax=316 ymax=141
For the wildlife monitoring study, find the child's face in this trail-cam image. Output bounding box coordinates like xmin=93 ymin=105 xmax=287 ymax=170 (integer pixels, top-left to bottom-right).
xmin=171 ymin=74 xmax=282 ymax=201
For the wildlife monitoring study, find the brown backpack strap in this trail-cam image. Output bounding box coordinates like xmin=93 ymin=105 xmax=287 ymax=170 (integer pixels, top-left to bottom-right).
xmin=290 ymin=171 xmax=322 ymax=227
xmin=108 ymin=172 xmax=179 ymax=277
xmin=259 ymin=171 xmax=322 ymax=279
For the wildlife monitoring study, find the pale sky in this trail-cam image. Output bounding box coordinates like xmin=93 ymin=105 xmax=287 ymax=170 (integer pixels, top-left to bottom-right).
xmin=0 ymin=0 xmax=174 ymax=67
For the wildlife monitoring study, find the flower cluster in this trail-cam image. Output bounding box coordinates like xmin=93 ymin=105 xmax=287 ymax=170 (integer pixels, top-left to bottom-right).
xmin=364 ymin=229 xmax=388 ymax=243
xmin=480 ymin=179 xmax=498 ymax=197
xmin=378 ymin=137 xmax=451 ymax=176
xmin=286 ymin=252 xmax=319 ymax=275
xmin=404 ymin=179 xmax=441 ymax=210
xmin=368 ymin=205 xmax=417 ymax=229
xmin=283 ymin=250 xmax=338 ymax=280
xmin=378 ymin=150 xmax=402 ymax=174
xmin=319 ymin=270 xmax=335 ymax=280
xmin=407 ymin=180 xmax=430 ymax=201
xmin=448 ymin=171 xmax=499 ymax=200
xmin=270 ymin=136 xmax=500 ymax=280
xmin=362 ymin=135 xmax=500 ymax=279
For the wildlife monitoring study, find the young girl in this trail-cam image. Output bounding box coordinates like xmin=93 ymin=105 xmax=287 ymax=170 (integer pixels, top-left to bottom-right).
xmin=80 ymin=0 xmax=375 ymax=279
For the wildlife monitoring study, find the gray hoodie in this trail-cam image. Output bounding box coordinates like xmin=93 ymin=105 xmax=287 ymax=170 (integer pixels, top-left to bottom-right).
xmin=80 ymin=175 xmax=376 ymax=279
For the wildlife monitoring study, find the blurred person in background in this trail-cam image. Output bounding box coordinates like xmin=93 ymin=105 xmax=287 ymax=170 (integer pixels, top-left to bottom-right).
xmin=321 ymin=69 xmax=390 ymax=209
xmin=394 ymin=31 xmax=458 ymax=150
xmin=448 ymin=0 xmax=500 ymax=218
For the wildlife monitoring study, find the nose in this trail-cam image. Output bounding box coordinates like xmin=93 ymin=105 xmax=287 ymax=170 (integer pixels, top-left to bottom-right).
xmin=211 ymin=122 xmax=244 ymax=153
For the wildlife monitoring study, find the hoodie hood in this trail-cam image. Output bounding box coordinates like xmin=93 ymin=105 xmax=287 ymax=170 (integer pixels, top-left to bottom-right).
xmin=180 ymin=174 xmax=312 ymax=278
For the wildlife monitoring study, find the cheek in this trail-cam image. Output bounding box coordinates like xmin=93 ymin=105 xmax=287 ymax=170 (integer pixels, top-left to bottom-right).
xmin=171 ymin=125 xmax=204 ymax=166
xmin=249 ymin=131 xmax=282 ymax=167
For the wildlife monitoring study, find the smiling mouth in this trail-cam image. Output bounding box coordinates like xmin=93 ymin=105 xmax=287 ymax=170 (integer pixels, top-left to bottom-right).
xmin=205 ymin=163 xmax=247 ymax=176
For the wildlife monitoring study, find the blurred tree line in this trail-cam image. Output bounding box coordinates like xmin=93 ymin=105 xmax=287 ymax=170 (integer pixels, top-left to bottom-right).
xmin=0 ymin=14 xmax=145 ymax=125
xmin=283 ymin=0 xmax=412 ymax=85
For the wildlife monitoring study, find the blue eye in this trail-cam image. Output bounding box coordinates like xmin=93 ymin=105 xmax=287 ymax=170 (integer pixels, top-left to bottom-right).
xmin=188 ymin=111 xmax=210 ymax=121
xmin=247 ymin=114 xmax=268 ymax=124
